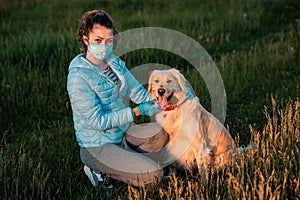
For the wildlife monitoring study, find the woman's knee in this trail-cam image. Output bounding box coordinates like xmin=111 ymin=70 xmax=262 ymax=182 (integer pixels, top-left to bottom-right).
xmin=159 ymin=128 xmax=169 ymax=146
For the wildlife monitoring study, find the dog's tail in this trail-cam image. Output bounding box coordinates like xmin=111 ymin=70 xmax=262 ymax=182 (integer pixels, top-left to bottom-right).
xmin=238 ymin=142 xmax=256 ymax=154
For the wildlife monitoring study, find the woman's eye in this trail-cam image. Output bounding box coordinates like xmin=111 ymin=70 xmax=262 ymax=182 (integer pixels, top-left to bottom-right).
xmin=166 ymin=80 xmax=172 ymax=84
xmin=106 ymin=39 xmax=113 ymax=45
xmin=154 ymin=80 xmax=159 ymax=83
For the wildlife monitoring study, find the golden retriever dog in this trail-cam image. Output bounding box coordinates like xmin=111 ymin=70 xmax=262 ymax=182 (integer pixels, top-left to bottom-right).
xmin=148 ymin=69 xmax=236 ymax=175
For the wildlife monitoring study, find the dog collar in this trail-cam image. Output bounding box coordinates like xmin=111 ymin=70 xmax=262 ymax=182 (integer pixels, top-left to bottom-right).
xmin=164 ymin=105 xmax=176 ymax=111
xmin=163 ymin=97 xmax=190 ymax=111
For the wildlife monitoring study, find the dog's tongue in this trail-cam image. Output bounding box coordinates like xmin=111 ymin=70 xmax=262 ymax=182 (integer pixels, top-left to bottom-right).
xmin=156 ymin=96 xmax=168 ymax=109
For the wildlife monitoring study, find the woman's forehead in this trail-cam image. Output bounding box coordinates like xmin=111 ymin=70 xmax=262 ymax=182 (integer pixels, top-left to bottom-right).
xmin=89 ymin=24 xmax=113 ymax=37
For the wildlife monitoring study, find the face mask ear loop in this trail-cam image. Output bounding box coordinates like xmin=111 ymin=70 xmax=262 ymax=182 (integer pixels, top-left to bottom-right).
xmin=87 ymin=39 xmax=92 ymax=53
xmin=83 ymin=35 xmax=90 ymax=50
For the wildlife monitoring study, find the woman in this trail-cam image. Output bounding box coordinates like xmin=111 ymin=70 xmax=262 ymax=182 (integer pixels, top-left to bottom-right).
xmin=67 ymin=10 xmax=169 ymax=188
xmin=67 ymin=10 xmax=168 ymax=188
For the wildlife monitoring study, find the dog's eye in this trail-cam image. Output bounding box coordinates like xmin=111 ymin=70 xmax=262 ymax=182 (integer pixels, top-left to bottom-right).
xmin=166 ymin=80 xmax=172 ymax=84
xmin=154 ymin=80 xmax=159 ymax=83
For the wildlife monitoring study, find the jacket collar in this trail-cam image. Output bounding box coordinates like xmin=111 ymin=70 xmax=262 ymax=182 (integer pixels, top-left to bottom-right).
xmin=76 ymin=53 xmax=126 ymax=91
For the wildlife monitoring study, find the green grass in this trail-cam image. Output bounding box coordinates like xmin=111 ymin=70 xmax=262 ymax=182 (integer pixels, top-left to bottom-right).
xmin=1 ymin=0 xmax=300 ymax=199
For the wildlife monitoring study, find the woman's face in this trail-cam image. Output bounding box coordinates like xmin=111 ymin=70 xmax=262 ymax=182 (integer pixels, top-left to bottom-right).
xmin=84 ymin=24 xmax=113 ymax=47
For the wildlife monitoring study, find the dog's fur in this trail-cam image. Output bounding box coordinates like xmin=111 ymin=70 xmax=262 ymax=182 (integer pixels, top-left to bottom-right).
xmin=148 ymin=69 xmax=236 ymax=173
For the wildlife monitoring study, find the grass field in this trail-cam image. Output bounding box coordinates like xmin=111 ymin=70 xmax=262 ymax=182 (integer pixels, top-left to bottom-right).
xmin=1 ymin=0 xmax=299 ymax=199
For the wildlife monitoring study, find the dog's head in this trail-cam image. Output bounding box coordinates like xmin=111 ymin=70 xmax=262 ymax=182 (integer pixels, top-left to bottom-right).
xmin=148 ymin=69 xmax=188 ymax=110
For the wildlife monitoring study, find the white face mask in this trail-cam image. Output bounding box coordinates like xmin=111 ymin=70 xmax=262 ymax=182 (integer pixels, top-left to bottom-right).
xmin=88 ymin=41 xmax=113 ymax=61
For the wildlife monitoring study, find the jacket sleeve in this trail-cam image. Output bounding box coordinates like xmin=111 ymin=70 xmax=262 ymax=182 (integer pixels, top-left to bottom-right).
xmin=67 ymin=68 xmax=134 ymax=131
xmin=121 ymin=64 xmax=152 ymax=104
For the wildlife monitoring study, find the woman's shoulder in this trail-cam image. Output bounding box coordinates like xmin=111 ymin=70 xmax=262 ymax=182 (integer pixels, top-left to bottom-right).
xmin=69 ymin=53 xmax=98 ymax=73
xmin=69 ymin=53 xmax=86 ymax=69
xmin=68 ymin=54 xmax=99 ymax=78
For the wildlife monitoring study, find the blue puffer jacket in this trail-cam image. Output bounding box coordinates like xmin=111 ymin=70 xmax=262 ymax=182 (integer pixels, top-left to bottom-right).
xmin=67 ymin=53 xmax=152 ymax=148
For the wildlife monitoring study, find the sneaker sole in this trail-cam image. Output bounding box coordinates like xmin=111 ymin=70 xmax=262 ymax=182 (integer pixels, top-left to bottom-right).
xmin=83 ymin=165 xmax=98 ymax=187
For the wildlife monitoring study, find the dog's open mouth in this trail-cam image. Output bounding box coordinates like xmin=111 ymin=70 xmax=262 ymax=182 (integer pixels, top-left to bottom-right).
xmin=156 ymin=92 xmax=174 ymax=110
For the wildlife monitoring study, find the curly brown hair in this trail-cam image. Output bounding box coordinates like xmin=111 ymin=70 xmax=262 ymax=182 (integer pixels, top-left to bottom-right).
xmin=76 ymin=10 xmax=119 ymax=53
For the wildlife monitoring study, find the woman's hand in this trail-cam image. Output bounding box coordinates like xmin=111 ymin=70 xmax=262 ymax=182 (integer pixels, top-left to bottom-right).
xmin=133 ymin=100 xmax=162 ymax=116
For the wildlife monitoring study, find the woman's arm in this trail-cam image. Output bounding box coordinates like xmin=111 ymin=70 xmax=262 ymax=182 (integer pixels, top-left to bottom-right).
xmin=67 ymin=69 xmax=134 ymax=131
xmin=122 ymin=66 xmax=152 ymax=104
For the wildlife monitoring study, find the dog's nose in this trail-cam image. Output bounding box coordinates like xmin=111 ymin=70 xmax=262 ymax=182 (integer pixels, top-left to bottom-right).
xmin=158 ymin=88 xmax=166 ymax=96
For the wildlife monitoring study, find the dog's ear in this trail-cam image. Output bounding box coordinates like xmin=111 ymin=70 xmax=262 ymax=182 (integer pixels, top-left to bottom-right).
xmin=148 ymin=70 xmax=154 ymax=92
xmin=148 ymin=70 xmax=158 ymax=98
xmin=169 ymin=69 xmax=187 ymax=92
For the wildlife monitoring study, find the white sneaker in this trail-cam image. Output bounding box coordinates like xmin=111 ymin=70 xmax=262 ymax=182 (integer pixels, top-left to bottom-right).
xmin=93 ymin=170 xmax=103 ymax=182
xmin=83 ymin=165 xmax=103 ymax=187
